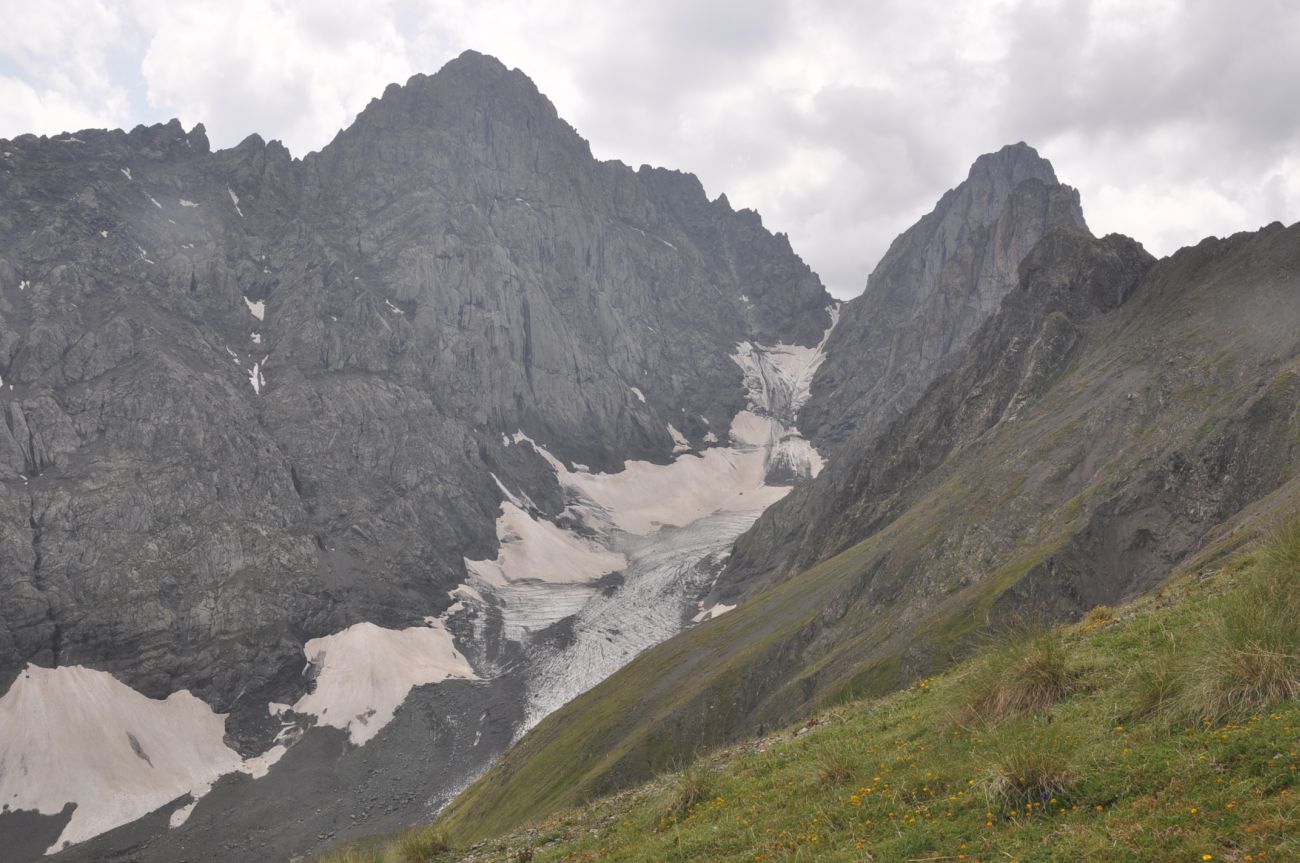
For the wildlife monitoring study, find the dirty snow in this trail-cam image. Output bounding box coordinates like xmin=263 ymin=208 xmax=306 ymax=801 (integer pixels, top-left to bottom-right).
xmin=466 ymin=502 xmax=626 ymax=588
xmin=291 ymin=621 xmax=476 ymax=746
xmin=691 ymin=602 xmax=737 ymax=623
xmin=0 ymin=664 xmax=243 ymax=853
xmin=668 ymin=423 xmax=691 ymax=453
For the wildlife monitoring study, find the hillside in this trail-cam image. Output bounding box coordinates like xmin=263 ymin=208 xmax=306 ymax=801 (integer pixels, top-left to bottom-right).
xmin=330 ymin=516 xmax=1300 ymax=862
xmin=437 ymin=219 xmax=1300 ymax=839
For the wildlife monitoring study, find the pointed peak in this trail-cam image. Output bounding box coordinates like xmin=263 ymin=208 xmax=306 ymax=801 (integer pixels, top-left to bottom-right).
xmin=442 ymin=49 xmax=510 ymax=75
xmin=966 ymin=141 xmax=1059 ymax=188
xmin=358 ymin=49 xmax=549 ymax=123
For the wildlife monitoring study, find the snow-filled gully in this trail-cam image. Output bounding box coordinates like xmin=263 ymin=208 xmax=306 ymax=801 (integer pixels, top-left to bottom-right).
xmin=0 ymin=308 xmax=838 ymax=852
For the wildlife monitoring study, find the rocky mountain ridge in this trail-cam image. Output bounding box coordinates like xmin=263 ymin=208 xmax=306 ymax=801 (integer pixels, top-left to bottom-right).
xmin=0 ymin=51 xmax=834 ymax=861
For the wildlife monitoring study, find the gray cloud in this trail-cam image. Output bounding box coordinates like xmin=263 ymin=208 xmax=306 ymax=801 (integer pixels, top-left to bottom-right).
xmin=1 ymin=0 xmax=1297 ymax=298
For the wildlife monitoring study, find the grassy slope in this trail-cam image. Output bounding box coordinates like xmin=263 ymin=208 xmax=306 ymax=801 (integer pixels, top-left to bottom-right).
xmin=327 ymin=523 xmax=1299 ymax=863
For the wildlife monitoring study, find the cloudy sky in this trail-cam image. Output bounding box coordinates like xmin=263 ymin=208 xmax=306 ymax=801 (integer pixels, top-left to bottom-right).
xmin=1 ymin=0 xmax=1297 ymax=298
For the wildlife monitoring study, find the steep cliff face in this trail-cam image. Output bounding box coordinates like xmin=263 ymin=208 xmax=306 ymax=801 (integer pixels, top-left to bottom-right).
xmin=0 ymin=51 xmax=833 ymax=860
xmin=800 ymin=143 xmax=1086 ymax=451
xmin=440 ymin=219 xmax=1300 ymax=842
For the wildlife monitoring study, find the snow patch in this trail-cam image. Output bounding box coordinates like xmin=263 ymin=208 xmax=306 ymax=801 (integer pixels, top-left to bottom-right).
xmin=0 ymin=665 xmax=244 ymax=853
xmin=120 ymin=167 xmax=132 ymax=180
xmin=227 ymin=186 xmax=244 ymax=218
xmin=148 ymin=195 xmax=162 ymax=209
xmin=244 ymin=296 xmax=264 ymax=320
xmin=668 ymin=423 xmax=691 ymax=453
xmin=630 ymin=386 xmax=646 ymax=403
xmin=18 ymin=280 xmax=29 ymax=291
xmin=466 ymin=502 xmax=625 ymax=588
xmin=99 ymin=230 xmax=108 ymax=238
xmin=248 ymin=362 xmax=265 ymax=394
xmin=692 ymin=602 xmax=737 ymax=623
xmin=238 ymin=743 xmax=286 ymax=779
xmin=292 ymin=621 xmax=476 ymax=746
xmin=179 ymin=198 xmax=199 ymax=208
xmin=384 ymin=298 xmax=404 ymax=315
xmin=251 ymin=331 xmax=262 ymax=345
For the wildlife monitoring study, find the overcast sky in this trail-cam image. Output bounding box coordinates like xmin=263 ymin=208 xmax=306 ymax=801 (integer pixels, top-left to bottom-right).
xmin=1 ymin=0 xmax=1297 ymax=298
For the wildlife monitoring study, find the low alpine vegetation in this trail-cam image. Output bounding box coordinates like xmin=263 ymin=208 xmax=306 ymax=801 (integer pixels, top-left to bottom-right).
xmin=319 ymin=518 xmax=1300 ymax=863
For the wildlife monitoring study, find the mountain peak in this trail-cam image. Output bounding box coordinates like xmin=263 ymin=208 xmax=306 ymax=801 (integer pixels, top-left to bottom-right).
xmin=966 ymin=141 xmax=1059 ymax=188
xmin=798 ymin=143 xmax=1087 ymax=450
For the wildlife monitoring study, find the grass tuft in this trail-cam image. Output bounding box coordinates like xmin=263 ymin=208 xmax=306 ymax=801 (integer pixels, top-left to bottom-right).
xmin=982 ymin=724 xmax=1074 ymax=809
xmin=958 ymin=631 xmax=1080 ymax=725
xmin=1178 ymin=518 xmax=1300 ymax=722
xmin=1127 ymin=645 xmax=1184 ymax=719
xmin=659 ymin=764 xmax=713 ymax=821
xmin=813 ymin=747 xmax=855 ymax=789
xmin=392 ymin=826 xmax=451 ymax=863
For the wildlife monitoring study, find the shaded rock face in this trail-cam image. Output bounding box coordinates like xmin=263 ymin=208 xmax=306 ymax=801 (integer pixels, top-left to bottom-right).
xmin=801 ymin=142 xmax=1087 ymax=451
xmin=0 ymin=49 xmax=830 ymax=745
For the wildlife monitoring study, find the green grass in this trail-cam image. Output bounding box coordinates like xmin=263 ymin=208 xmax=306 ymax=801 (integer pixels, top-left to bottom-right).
xmin=322 ymin=523 xmax=1300 ymax=863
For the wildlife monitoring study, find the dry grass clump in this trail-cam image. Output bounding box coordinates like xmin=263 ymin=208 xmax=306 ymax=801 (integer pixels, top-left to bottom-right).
xmin=1176 ymin=518 xmax=1300 ymax=723
xmin=1127 ymin=646 xmax=1184 ymax=719
xmin=958 ymin=631 xmax=1080 ymax=725
xmin=813 ymin=746 xmax=855 ymax=788
xmin=982 ymin=725 xmax=1075 ymax=809
xmin=1080 ymin=604 xmax=1115 ymax=633
xmin=660 ymin=765 xmax=713 ymax=820
xmin=393 ymin=826 xmax=451 ymax=863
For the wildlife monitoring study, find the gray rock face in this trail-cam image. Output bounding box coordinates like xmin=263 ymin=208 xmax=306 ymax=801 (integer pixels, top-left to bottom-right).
xmin=800 ymin=143 xmax=1086 ymax=450
xmin=0 ymin=48 xmax=830 ymax=750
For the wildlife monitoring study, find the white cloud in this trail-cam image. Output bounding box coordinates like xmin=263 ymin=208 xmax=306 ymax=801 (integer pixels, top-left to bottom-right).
xmin=1 ymin=0 xmax=1297 ymax=297
xmin=133 ymin=0 xmax=414 ymax=152
xmin=0 ymin=0 xmax=132 ymax=135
